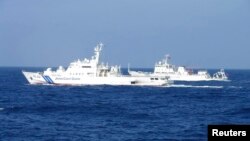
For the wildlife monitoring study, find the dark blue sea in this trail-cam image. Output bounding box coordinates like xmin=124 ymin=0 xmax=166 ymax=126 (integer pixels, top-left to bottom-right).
xmin=0 ymin=67 xmax=250 ymax=141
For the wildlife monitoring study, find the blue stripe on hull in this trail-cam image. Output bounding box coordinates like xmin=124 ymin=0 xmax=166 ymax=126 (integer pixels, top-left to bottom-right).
xmin=42 ymin=76 xmax=54 ymax=84
xmin=46 ymin=76 xmax=54 ymax=83
xmin=42 ymin=76 xmax=49 ymax=83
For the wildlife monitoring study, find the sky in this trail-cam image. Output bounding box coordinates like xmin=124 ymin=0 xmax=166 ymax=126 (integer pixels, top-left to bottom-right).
xmin=0 ymin=0 xmax=250 ymax=69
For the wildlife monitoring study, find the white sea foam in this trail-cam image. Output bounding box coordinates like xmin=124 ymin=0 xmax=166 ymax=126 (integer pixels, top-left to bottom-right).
xmin=167 ymin=84 xmax=223 ymax=89
xmin=228 ymin=86 xmax=242 ymax=89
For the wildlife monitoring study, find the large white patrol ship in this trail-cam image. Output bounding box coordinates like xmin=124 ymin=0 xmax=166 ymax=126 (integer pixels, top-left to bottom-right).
xmin=22 ymin=43 xmax=171 ymax=86
xmin=129 ymin=55 xmax=228 ymax=81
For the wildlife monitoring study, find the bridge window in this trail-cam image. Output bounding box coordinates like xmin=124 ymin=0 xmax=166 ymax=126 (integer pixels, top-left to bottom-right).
xmin=82 ymin=66 xmax=91 ymax=68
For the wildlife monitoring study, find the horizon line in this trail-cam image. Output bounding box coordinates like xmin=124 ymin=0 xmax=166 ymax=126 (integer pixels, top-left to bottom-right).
xmin=0 ymin=65 xmax=249 ymax=70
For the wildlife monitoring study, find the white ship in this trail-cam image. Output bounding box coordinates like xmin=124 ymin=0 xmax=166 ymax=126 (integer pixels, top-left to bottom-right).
xmin=23 ymin=43 xmax=171 ymax=86
xmin=129 ymin=55 xmax=229 ymax=81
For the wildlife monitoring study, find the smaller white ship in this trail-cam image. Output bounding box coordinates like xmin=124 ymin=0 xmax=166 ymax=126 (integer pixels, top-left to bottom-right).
xmin=212 ymin=69 xmax=228 ymax=81
xmin=23 ymin=43 xmax=171 ymax=86
xmin=129 ymin=55 xmax=229 ymax=81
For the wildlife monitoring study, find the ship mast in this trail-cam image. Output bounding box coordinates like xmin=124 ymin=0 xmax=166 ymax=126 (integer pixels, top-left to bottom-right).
xmin=163 ymin=54 xmax=171 ymax=64
xmin=94 ymin=43 xmax=103 ymax=64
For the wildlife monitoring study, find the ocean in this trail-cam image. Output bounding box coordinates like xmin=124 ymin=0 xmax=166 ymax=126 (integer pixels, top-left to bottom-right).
xmin=0 ymin=67 xmax=250 ymax=141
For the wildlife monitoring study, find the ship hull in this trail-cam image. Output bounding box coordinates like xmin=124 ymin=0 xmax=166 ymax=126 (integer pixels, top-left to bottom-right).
xmin=129 ymin=71 xmax=227 ymax=81
xmin=22 ymin=71 xmax=170 ymax=86
xmin=132 ymin=76 xmax=172 ymax=86
xmin=157 ymin=74 xmax=228 ymax=81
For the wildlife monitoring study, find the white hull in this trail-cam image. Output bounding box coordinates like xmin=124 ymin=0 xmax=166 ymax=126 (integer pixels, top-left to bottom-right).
xmin=155 ymin=73 xmax=212 ymax=81
xmin=164 ymin=75 xmax=224 ymax=81
xmin=131 ymin=76 xmax=173 ymax=86
xmin=47 ymin=75 xmax=135 ymax=86
xmin=129 ymin=71 xmax=228 ymax=81
xmin=23 ymin=71 xmax=170 ymax=86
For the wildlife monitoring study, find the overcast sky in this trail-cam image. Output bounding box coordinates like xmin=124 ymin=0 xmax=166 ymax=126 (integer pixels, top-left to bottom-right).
xmin=0 ymin=0 xmax=249 ymax=69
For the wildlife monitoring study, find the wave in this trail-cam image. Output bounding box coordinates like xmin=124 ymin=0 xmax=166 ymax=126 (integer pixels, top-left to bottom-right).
xmin=0 ymin=108 xmax=4 ymax=111
xmin=167 ymin=84 xmax=223 ymax=89
xmin=228 ymin=86 xmax=242 ymax=89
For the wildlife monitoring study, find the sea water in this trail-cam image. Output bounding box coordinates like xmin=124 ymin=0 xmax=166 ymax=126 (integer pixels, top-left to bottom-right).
xmin=0 ymin=67 xmax=250 ymax=140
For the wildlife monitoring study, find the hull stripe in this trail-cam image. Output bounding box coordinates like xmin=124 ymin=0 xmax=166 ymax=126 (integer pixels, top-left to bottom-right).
xmin=42 ymin=76 xmax=50 ymax=84
xmin=46 ymin=76 xmax=54 ymax=83
xmin=43 ymin=76 xmax=54 ymax=84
